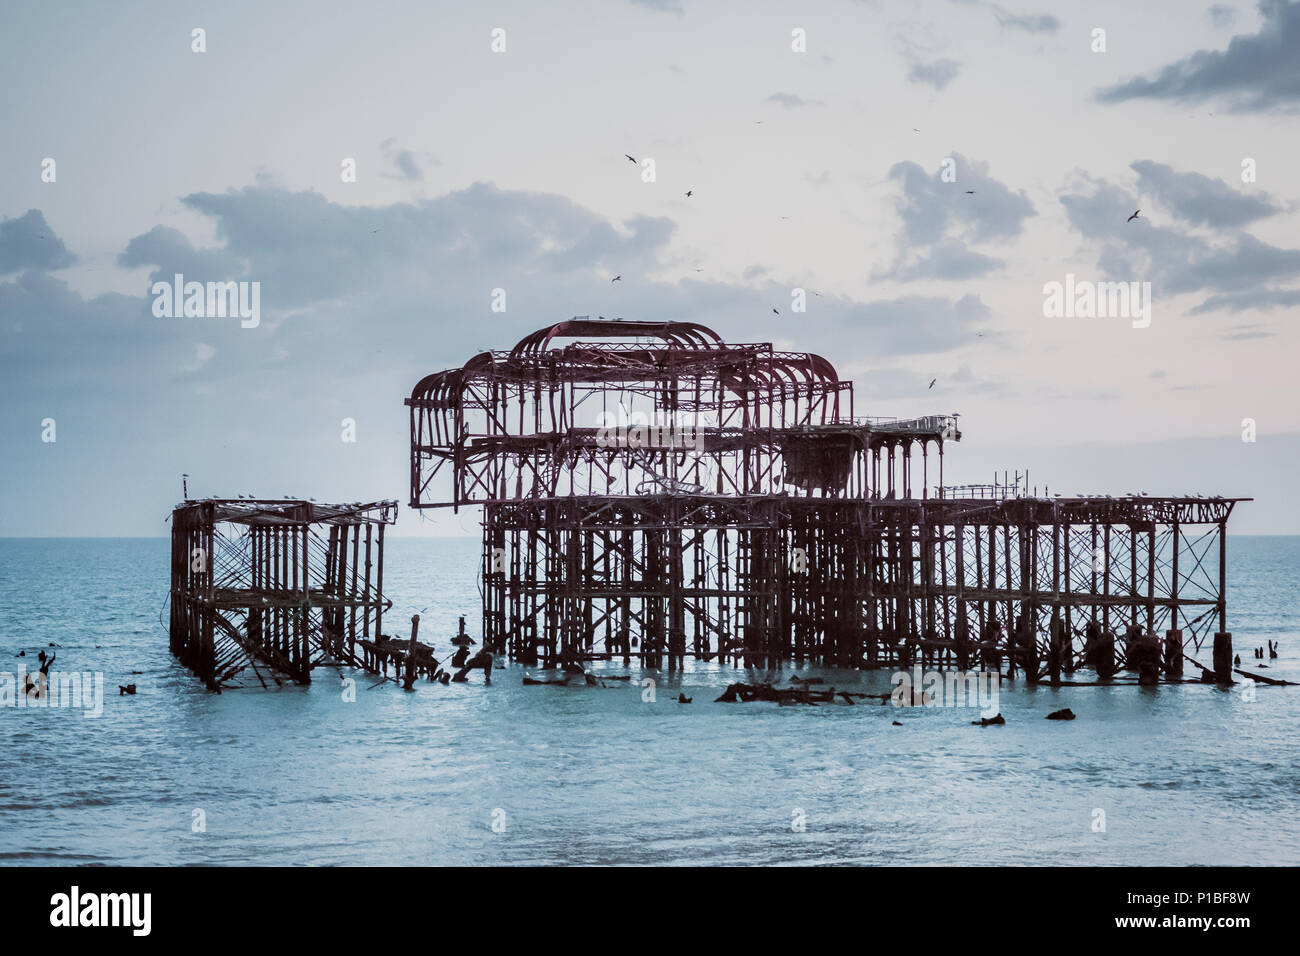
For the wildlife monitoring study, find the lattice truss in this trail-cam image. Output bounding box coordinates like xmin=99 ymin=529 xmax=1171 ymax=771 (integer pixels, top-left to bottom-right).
xmin=170 ymin=500 xmax=397 ymax=687
xmin=409 ymin=319 xmax=1246 ymax=671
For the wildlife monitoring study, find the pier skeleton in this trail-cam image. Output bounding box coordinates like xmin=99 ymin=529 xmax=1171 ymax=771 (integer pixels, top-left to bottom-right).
xmin=406 ymin=318 xmax=1246 ymax=676
xmin=169 ymin=499 xmax=397 ymax=687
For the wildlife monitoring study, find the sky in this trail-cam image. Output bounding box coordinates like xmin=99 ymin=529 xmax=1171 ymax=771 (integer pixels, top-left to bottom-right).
xmin=1 ymin=0 xmax=1297 ymax=536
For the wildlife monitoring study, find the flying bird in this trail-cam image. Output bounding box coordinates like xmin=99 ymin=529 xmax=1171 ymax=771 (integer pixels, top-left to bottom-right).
xmin=624 ymin=154 xmax=637 ymax=164
xmin=772 ymin=308 xmax=780 ymax=315
xmin=964 ymin=190 xmax=975 ymax=195
xmin=928 ymin=378 xmax=937 ymax=389
xmin=685 ymin=190 xmax=693 ymax=198
xmin=611 ymin=275 xmax=622 ymax=282
xmin=1127 ymin=209 xmax=1141 ymax=223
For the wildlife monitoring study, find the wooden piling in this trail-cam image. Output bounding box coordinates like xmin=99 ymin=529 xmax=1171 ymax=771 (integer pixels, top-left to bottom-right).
xmin=1213 ymin=631 xmax=1233 ymax=683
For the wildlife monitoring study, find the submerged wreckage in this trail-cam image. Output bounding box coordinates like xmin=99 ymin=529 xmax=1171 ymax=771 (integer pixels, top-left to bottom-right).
xmin=406 ymin=318 xmax=1251 ymax=684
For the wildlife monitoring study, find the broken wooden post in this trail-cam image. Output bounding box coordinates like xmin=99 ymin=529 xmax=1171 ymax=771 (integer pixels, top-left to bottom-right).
xmin=1213 ymin=631 xmax=1233 ymax=684
xmin=1132 ymin=628 xmax=1162 ymax=686
xmin=1047 ymin=614 xmax=1065 ymax=685
xmin=1164 ymin=629 xmax=1183 ymax=677
xmin=403 ymin=614 xmax=420 ymax=691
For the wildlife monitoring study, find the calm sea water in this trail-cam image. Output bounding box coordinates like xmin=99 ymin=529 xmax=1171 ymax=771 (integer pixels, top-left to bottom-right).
xmin=1 ymin=536 xmax=1297 ymax=866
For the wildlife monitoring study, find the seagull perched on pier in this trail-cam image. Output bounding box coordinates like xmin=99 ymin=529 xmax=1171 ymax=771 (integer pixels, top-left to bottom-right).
xmin=1127 ymin=209 xmax=1141 ymax=223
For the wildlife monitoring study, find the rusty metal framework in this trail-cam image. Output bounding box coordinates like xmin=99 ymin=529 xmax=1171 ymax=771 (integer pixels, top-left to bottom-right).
xmin=170 ymin=499 xmax=397 ymax=688
xmin=407 ymin=318 xmax=1247 ymax=677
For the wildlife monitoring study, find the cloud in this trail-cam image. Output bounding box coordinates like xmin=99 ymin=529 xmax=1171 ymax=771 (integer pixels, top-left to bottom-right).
xmin=1207 ymin=4 xmax=1238 ymax=28
xmin=182 ymin=342 xmax=217 ymax=372
xmin=1219 ymin=322 xmax=1275 ymax=339
xmin=993 ymin=7 xmax=1061 ymax=33
xmin=888 ymin=240 xmax=1004 ymax=282
xmin=2 ymin=183 xmax=992 ymax=423
xmin=0 ymin=210 xmax=76 ymax=276
xmin=1131 ymin=160 xmax=1283 ymax=228
xmin=1096 ymin=0 xmax=1300 ymax=112
xmin=119 ymin=225 xmax=243 ymax=281
xmin=947 ymin=1 xmax=1060 ymax=33
xmin=381 ymin=138 xmax=440 ymax=183
xmin=907 ymin=58 xmax=962 ymax=90
xmin=875 ymin=153 xmax=1035 ymax=281
xmin=627 ymin=0 xmax=684 ymax=13
xmin=1188 ymin=288 xmax=1300 ymax=313
xmin=1060 ymin=169 xmax=1300 ymax=308
xmin=766 ymin=92 xmax=823 ymax=109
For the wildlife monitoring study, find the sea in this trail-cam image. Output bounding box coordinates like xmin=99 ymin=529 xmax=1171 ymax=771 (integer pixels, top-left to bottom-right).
xmin=1 ymin=536 xmax=1297 ymax=866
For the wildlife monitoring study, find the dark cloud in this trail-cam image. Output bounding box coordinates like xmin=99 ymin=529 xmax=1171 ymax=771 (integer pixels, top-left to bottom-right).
xmin=118 ymin=225 xmax=243 ymax=281
xmin=0 ymin=210 xmax=76 ymax=276
xmin=1131 ymin=160 xmax=1283 ymax=228
xmin=766 ymin=92 xmax=823 ymax=109
xmin=876 ymin=153 xmax=1034 ymax=281
xmin=907 ymin=58 xmax=962 ymax=91
xmin=888 ymin=154 xmax=1035 ymax=246
xmin=2 ymin=184 xmax=990 ymax=425
xmin=887 ymin=240 xmax=1004 ymax=282
xmin=1060 ymin=170 xmax=1300 ymax=308
xmin=1096 ymin=0 xmax=1300 ymax=112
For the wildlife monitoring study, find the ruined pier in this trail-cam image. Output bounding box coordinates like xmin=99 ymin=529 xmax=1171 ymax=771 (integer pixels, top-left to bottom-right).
xmin=169 ymin=498 xmax=397 ymax=688
xmin=407 ymin=319 xmax=1247 ymax=678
